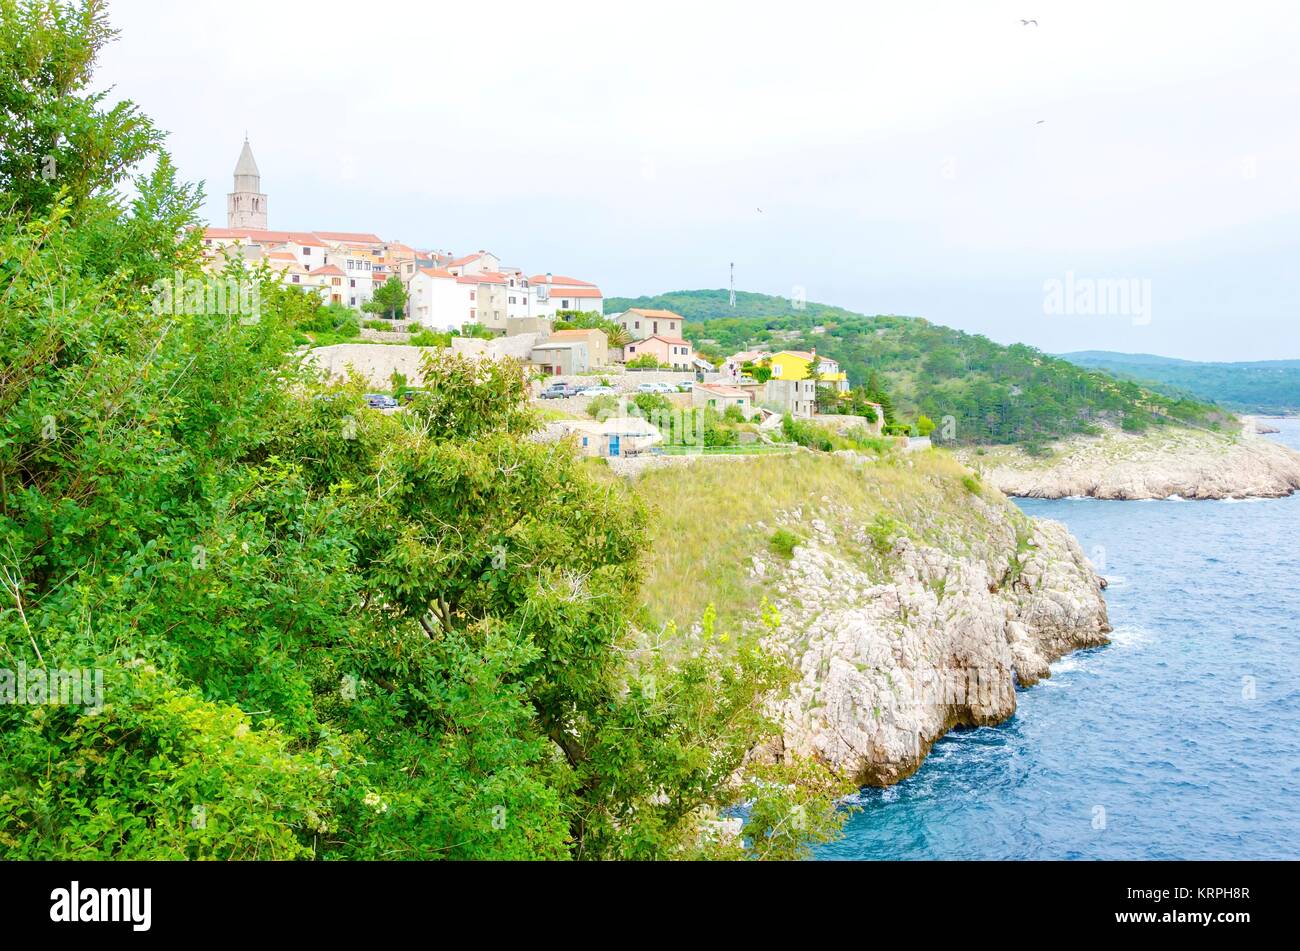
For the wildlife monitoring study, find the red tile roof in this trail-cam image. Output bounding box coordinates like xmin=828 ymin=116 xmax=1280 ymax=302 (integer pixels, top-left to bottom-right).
xmin=552 ymin=287 xmax=602 ymax=299
xmin=529 ymin=274 xmax=596 ymax=287
xmin=315 ymin=231 xmax=384 ymax=244
xmin=696 ymin=383 xmax=749 ymax=397
xmin=630 ymin=334 xmax=690 ymax=345
xmin=626 ymin=308 xmax=682 ymax=320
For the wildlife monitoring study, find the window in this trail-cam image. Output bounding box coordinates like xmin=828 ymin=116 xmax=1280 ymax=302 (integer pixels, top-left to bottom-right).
xmin=331 ymin=278 xmax=341 ymax=286
xmin=302 ymin=247 xmax=311 ymax=255
xmin=634 ymin=321 xmax=640 ymax=330
xmin=350 ymin=297 xmax=357 ymax=306
xmin=653 ymin=322 xmax=659 ymax=334
xmin=470 ymin=291 xmax=476 ymax=301
xmin=561 ymin=299 xmax=570 ymax=308
xmin=292 ymin=275 xmax=300 ymax=283
xmin=350 ymin=279 xmax=356 ymax=287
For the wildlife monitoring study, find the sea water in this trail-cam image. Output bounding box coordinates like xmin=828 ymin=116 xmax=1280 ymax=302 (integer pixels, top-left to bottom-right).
xmin=817 ymin=419 xmax=1300 ymax=860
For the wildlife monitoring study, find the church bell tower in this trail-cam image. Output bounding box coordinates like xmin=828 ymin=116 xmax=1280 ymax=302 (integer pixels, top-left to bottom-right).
xmin=227 ymin=136 xmax=268 ymax=229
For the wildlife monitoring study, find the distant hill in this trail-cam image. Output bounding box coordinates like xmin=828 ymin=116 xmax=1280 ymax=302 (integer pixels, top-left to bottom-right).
xmin=1060 ymin=351 xmax=1300 ymax=416
xmin=605 ymin=290 xmax=1234 ymax=446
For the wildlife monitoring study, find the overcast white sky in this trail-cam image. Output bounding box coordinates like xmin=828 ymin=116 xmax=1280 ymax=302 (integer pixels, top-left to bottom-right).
xmin=96 ymin=0 xmax=1300 ymax=360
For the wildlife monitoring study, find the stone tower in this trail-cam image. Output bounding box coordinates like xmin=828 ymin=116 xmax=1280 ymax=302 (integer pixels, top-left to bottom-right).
xmin=226 ymin=137 xmax=268 ymax=229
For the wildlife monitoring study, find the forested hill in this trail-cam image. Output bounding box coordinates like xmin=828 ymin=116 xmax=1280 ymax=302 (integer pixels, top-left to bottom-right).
xmin=605 ymin=290 xmax=1233 ymax=447
xmin=1060 ymin=351 xmax=1300 ymax=416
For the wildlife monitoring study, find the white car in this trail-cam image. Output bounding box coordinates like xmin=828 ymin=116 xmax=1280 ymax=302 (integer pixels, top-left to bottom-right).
xmin=637 ymin=382 xmax=676 ymax=394
xmin=577 ymin=385 xmax=616 ymax=396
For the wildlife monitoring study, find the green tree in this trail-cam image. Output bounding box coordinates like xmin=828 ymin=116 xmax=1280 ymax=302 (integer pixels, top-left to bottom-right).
xmin=0 ymin=0 xmax=851 ymax=861
xmin=363 ymin=275 xmax=407 ymax=320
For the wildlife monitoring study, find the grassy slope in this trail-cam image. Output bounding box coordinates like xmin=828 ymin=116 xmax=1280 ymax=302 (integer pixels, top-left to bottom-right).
xmin=630 ymin=450 xmax=1029 ymax=637
xmin=606 ymin=290 xmax=1233 ymax=446
xmin=1059 ymin=351 xmax=1300 ymax=415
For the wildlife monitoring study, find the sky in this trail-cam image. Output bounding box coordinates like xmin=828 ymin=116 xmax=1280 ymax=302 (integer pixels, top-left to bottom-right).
xmin=94 ymin=0 xmax=1300 ymax=361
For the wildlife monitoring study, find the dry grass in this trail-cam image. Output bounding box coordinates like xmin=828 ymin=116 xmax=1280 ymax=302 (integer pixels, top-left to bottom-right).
xmin=631 ymin=450 xmax=1028 ymax=637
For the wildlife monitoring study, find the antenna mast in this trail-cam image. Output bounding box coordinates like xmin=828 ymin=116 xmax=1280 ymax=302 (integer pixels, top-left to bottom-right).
xmin=729 ymin=262 xmax=735 ymax=308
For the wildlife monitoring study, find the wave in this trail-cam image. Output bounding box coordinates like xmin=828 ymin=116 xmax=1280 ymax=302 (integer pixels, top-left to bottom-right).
xmin=1106 ymin=624 xmax=1152 ymax=648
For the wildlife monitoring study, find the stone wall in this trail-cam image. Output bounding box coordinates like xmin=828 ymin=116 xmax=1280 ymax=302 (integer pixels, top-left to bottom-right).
xmin=304 ymin=344 xmax=435 ymax=387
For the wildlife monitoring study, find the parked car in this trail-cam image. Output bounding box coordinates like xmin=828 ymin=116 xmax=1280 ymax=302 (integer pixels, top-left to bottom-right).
xmin=577 ymin=385 xmax=616 ymax=396
xmin=540 ymin=383 xmax=580 ymax=399
xmin=675 ymin=381 xmax=694 ymax=392
xmin=364 ymin=393 xmax=398 ymax=409
xmin=637 ymin=382 xmax=676 ymax=394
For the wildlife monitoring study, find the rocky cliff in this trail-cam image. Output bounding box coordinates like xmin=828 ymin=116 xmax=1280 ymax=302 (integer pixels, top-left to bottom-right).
xmin=634 ymin=451 xmax=1111 ymax=788
xmin=756 ymin=485 xmax=1110 ymax=785
xmin=957 ymin=425 xmax=1300 ymax=500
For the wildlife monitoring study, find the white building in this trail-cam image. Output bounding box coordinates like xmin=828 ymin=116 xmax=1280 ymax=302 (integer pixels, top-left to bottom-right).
xmin=407 ymin=267 xmax=473 ymax=331
xmin=530 ymin=274 xmax=603 ymax=315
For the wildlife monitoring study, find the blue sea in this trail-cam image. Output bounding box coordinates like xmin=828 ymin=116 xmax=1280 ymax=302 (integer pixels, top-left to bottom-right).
xmin=817 ymin=418 xmax=1300 ymax=860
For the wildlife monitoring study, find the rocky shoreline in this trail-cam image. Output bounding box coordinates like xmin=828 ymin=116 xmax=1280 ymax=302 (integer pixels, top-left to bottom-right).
xmin=756 ymin=491 xmax=1111 ymax=786
xmin=956 ymin=425 xmax=1300 ymax=500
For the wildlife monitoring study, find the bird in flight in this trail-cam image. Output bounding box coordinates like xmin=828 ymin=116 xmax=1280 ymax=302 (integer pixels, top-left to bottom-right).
xmin=1020 ymin=19 xmax=1038 ymax=26
xmin=1035 ymin=119 xmax=1046 ymax=124
xmin=757 ymin=207 xmax=764 ymax=213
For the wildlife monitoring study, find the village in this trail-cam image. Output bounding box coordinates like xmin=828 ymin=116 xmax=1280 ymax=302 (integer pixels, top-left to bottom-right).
xmin=203 ymin=138 xmax=903 ymax=461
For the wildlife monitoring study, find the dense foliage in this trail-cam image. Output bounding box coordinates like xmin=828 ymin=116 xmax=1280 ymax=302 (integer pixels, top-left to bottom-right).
xmin=0 ymin=0 xmax=851 ymax=860
xmin=606 ymin=290 xmax=1233 ymax=446
xmin=1061 ymin=351 xmax=1300 ymax=416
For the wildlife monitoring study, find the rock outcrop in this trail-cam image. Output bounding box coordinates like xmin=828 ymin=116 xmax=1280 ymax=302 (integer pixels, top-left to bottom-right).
xmin=957 ymin=426 xmax=1300 ymax=500
xmin=759 ymin=495 xmax=1110 ymax=786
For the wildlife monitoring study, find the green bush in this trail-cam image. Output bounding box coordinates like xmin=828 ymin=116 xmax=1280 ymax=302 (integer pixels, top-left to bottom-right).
xmin=410 ymin=328 xmax=451 ymax=347
xmin=364 ymin=319 xmax=388 ymax=331
xmin=961 ymin=474 xmax=982 ymax=494
xmin=631 ymin=392 xmax=671 ymax=417
xmin=723 ymin=403 xmax=746 ymax=423
xmin=867 ymin=514 xmax=907 ymax=553
xmin=770 ymin=528 xmax=803 ymax=559
xmin=587 ymin=394 xmax=620 ymax=419
xmin=626 ymin=353 xmax=663 ymax=369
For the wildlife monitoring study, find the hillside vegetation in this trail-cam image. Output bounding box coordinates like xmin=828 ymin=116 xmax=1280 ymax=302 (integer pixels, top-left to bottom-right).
xmin=0 ymin=1 xmax=850 ymax=861
xmin=607 ymin=290 xmax=1233 ymax=447
xmin=1061 ymin=351 xmax=1300 ymax=416
xmin=634 ymin=450 xmax=1025 ymax=637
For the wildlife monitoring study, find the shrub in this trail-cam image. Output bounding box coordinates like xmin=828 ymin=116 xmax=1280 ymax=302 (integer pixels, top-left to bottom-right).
xmin=723 ymin=403 xmax=746 ymax=423
xmin=363 ymin=319 xmax=388 ymax=331
xmin=410 ymin=328 xmax=451 ymax=347
xmin=626 ymin=354 xmax=663 ymax=369
xmin=587 ymin=394 xmax=620 ymax=419
xmin=961 ymin=474 xmax=982 ymax=494
xmin=631 ymin=392 xmax=671 ymax=417
xmin=770 ymin=528 xmax=803 ymax=559
xmin=867 ymin=513 xmax=906 ymax=553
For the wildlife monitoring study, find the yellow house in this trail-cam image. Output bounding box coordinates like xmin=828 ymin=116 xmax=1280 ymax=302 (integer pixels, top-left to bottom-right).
xmin=764 ymin=350 xmax=849 ymax=390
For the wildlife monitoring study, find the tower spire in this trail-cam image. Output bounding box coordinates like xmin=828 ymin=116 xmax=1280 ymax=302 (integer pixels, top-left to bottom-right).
xmin=227 ymin=136 xmax=268 ymax=229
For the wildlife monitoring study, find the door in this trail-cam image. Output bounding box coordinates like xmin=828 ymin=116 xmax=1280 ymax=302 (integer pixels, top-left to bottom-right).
xmin=608 ymin=435 xmax=620 ymax=457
